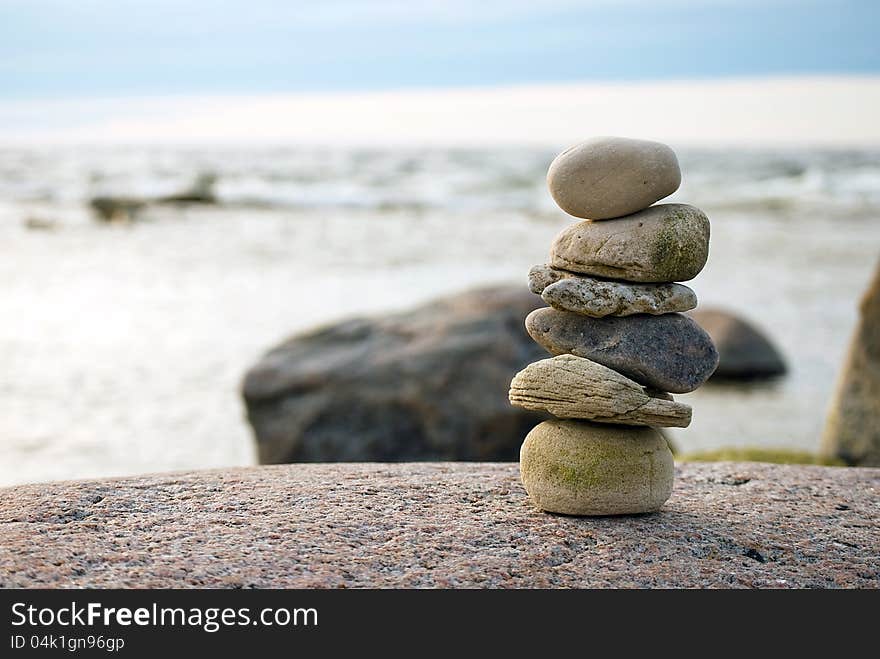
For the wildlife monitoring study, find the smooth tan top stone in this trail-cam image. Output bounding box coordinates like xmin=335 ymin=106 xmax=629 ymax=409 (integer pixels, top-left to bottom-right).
xmin=520 ymin=419 xmax=674 ymax=516
xmin=528 ymin=264 xmax=697 ymax=317
xmin=510 ymin=355 xmax=692 ymax=427
xmin=550 ymin=203 xmax=710 ymax=283
xmin=547 ymin=137 xmax=681 ymax=220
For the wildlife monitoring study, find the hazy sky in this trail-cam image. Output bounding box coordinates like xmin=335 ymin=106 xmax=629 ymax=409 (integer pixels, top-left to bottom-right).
xmin=2 ymin=0 xmax=878 ymax=98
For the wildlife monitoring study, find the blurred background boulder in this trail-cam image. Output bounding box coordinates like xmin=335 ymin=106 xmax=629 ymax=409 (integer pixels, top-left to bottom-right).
xmin=89 ymin=172 xmax=217 ymax=223
xmin=821 ymin=258 xmax=880 ymax=466
xmin=690 ymin=308 xmax=786 ymax=380
xmin=243 ymin=286 xmax=547 ymax=463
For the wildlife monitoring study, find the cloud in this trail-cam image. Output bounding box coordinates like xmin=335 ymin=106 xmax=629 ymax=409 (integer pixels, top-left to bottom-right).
xmin=3 ymin=76 xmax=878 ymax=147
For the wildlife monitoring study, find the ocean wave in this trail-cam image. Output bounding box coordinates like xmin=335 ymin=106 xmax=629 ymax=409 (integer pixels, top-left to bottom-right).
xmin=1 ymin=146 xmax=879 ymax=223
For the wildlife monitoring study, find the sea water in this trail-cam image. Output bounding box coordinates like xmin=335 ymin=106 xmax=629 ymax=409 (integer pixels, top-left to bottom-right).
xmin=1 ymin=146 xmax=878 ymax=485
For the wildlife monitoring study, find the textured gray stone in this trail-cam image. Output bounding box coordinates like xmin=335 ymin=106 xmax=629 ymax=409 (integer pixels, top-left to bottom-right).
xmin=529 ymin=264 xmax=697 ymax=317
xmin=520 ymin=419 xmax=674 ymax=515
xmin=243 ymin=285 xmax=546 ymax=463
xmin=1 ymin=462 xmax=877 ymax=588
xmin=528 ymin=263 xmax=573 ymax=294
xmin=822 ymin=259 xmax=880 ymax=466
xmin=509 ymin=355 xmax=692 ymax=427
xmin=547 ymin=137 xmax=681 ymax=220
xmin=526 ymin=307 xmax=719 ymax=393
xmin=550 ymin=204 xmax=710 ymax=283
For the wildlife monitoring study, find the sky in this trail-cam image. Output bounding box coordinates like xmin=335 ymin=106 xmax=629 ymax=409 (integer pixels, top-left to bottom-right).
xmin=1 ymin=1 xmax=879 ymax=145
xmin=2 ymin=0 xmax=878 ymax=98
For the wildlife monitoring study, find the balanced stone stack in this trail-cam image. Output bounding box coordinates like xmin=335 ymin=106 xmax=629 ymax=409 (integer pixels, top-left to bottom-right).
xmin=510 ymin=137 xmax=719 ymax=516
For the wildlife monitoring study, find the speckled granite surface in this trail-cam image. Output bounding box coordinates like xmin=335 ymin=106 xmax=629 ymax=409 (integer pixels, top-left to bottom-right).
xmin=1 ymin=462 xmax=877 ymax=588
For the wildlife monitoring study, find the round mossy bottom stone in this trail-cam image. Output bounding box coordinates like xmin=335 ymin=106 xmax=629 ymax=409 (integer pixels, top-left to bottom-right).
xmin=520 ymin=419 xmax=674 ymax=516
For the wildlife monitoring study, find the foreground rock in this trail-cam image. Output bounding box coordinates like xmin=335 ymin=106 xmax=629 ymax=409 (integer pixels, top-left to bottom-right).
xmin=520 ymin=420 xmax=674 ymax=515
xmin=1 ymin=462 xmax=876 ymax=588
xmin=509 ymin=355 xmax=692 ymax=427
xmin=690 ymin=308 xmax=786 ymax=380
xmin=526 ymin=307 xmax=719 ymax=393
xmin=529 ymin=264 xmax=697 ymax=317
xmin=822 ymin=260 xmax=880 ymax=466
xmin=550 ymin=204 xmax=710 ymax=282
xmin=547 ymin=137 xmax=681 ymax=220
xmin=243 ymin=286 xmax=546 ymax=463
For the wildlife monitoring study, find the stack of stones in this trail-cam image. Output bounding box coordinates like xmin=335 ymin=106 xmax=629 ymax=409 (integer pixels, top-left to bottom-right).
xmin=509 ymin=136 xmax=719 ymax=516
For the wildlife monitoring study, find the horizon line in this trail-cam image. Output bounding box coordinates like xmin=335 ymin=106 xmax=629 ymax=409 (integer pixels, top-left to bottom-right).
xmin=3 ymin=75 xmax=879 ymax=148
xmin=4 ymin=72 xmax=880 ymax=105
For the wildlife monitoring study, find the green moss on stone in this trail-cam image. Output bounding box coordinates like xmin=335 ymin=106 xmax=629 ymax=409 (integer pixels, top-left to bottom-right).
xmin=647 ymin=208 xmax=710 ymax=282
xmin=679 ymin=447 xmax=845 ymax=466
xmin=650 ymin=213 xmax=690 ymax=281
xmin=545 ymin=442 xmax=662 ymax=489
xmin=550 ymin=462 xmax=602 ymax=489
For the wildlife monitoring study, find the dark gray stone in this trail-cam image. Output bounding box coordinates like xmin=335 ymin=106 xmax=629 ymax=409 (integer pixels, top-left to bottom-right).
xmin=242 ymin=285 xmax=546 ymax=463
xmin=525 ymin=307 xmax=718 ymax=393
